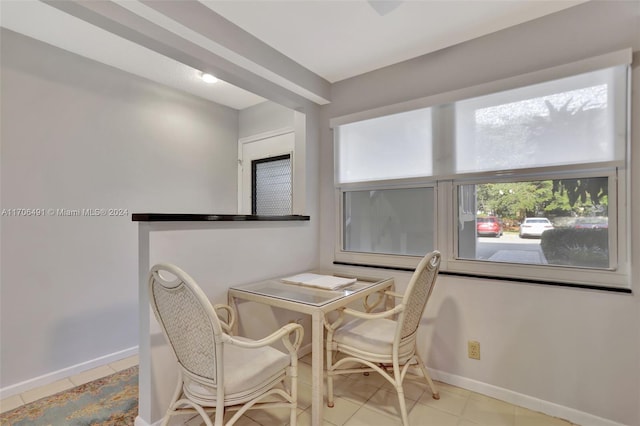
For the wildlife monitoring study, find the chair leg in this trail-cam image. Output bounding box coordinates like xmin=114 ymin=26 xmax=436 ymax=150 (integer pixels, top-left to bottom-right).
xmin=290 ymin=368 xmax=298 ymax=426
xmin=416 ymin=354 xmax=439 ymax=400
xmin=395 ymin=386 xmax=410 ymax=426
xmin=212 ymin=409 xmax=224 ymax=426
xmin=213 ymin=400 xmax=224 ymax=426
xmin=290 ymin=405 xmax=297 ymax=426
xmin=326 ymin=375 xmax=335 ymax=407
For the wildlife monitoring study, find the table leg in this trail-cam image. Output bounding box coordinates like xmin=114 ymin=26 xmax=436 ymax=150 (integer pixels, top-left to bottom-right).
xmin=311 ymin=311 xmax=324 ymax=426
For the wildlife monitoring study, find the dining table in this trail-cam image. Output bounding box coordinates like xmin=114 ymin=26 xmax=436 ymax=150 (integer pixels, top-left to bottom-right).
xmin=228 ymin=272 xmax=394 ymax=426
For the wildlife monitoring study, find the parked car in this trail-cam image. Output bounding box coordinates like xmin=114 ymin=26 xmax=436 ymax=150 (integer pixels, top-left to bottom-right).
xmin=519 ymin=217 xmax=553 ymax=238
xmin=476 ymin=216 xmax=503 ymax=237
xmin=574 ymin=217 xmax=608 ymax=229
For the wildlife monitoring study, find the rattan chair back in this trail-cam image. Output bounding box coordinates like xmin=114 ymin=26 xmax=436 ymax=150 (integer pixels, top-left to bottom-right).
xmin=149 ymin=263 xmax=222 ymax=384
xmin=398 ymin=251 xmax=441 ymax=341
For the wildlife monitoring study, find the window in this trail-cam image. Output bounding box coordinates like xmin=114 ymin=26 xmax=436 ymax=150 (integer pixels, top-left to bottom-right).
xmin=336 ymin=107 xmax=433 ymax=183
xmin=333 ymin=52 xmax=630 ymax=289
xmin=252 ymin=154 xmax=292 ymax=215
xmin=343 ymin=187 xmax=435 ymax=256
xmin=335 ymin=107 xmax=436 ymax=268
xmin=454 ymin=67 xmax=623 ymax=173
xmin=457 ymin=176 xmax=613 ymax=270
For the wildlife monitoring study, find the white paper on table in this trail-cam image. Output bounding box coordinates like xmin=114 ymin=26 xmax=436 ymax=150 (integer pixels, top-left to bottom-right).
xmin=281 ymin=273 xmax=357 ymax=290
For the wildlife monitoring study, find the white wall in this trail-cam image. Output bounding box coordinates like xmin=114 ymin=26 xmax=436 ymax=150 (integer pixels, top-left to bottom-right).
xmin=0 ymin=29 xmax=239 ymax=390
xmin=319 ymin=2 xmax=639 ymax=425
xmin=239 ymin=101 xmax=295 ymax=139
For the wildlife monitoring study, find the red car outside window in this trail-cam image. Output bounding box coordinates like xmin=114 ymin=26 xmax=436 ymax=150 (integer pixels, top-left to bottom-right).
xmin=476 ymin=216 xmax=503 ymax=237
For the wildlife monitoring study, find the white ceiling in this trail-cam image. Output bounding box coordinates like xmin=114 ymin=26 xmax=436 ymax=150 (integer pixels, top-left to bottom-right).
xmin=0 ymin=0 xmax=267 ymax=110
xmin=0 ymin=0 xmax=587 ymax=109
xmin=202 ymin=0 xmax=587 ymax=83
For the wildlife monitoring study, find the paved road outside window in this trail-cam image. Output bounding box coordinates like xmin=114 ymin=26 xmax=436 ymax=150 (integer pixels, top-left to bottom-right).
xmin=476 ymin=234 xmax=547 ymax=264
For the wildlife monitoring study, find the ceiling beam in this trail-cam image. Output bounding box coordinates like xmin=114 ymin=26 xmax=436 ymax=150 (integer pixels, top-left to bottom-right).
xmin=140 ymin=0 xmax=331 ymax=105
xmin=41 ymin=0 xmax=330 ymax=109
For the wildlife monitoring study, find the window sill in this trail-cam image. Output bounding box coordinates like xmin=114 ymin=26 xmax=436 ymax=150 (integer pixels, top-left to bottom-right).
xmin=333 ymin=261 xmax=632 ymax=294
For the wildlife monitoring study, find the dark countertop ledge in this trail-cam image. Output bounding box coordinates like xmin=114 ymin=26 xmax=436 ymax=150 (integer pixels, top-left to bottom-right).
xmin=132 ymin=213 xmax=310 ymax=222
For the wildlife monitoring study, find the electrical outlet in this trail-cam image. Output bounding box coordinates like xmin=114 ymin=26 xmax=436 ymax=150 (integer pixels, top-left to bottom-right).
xmin=468 ymin=340 xmax=481 ymax=360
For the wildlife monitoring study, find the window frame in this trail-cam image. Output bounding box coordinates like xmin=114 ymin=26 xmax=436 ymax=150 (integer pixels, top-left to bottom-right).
xmin=334 ymin=179 xmax=438 ymax=270
xmin=443 ymin=167 xmax=627 ymax=288
xmin=331 ymin=50 xmax=632 ymax=290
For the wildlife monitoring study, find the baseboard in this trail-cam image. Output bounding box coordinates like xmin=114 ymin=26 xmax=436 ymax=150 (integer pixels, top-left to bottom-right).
xmin=0 ymin=346 xmax=138 ymax=400
xmin=298 ymin=342 xmax=312 ymax=357
xmin=430 ymin=368 xmax=627 ymax=426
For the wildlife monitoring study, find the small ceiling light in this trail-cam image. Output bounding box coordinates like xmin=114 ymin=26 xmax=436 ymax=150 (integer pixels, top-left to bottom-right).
xmin=201 ymin=72 xmax=218 ymax=84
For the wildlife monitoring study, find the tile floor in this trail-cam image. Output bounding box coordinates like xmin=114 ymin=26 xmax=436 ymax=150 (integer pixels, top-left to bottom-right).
xmin=186 ymin=354 xmax=577 ymax=426
xmin=0 ymin=353 xmax=577 ymax=426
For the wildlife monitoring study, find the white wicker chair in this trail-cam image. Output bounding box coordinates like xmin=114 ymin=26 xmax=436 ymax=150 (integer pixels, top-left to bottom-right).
xmin=148 ymin=263 xmax=303 ymax=426
xmin=324 ymin=251 xmax=441 ymax=426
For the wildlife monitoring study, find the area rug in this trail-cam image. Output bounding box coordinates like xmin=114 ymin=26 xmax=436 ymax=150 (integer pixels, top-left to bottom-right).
xmin=1 ymin=366 xmax=138 ymax=426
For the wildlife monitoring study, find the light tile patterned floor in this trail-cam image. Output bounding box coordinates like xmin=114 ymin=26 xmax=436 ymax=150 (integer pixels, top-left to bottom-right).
xmin=189 ymin=354 xmax=577 ymax=426
xmin=1 ymin=353 xmax=578 ymax=426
